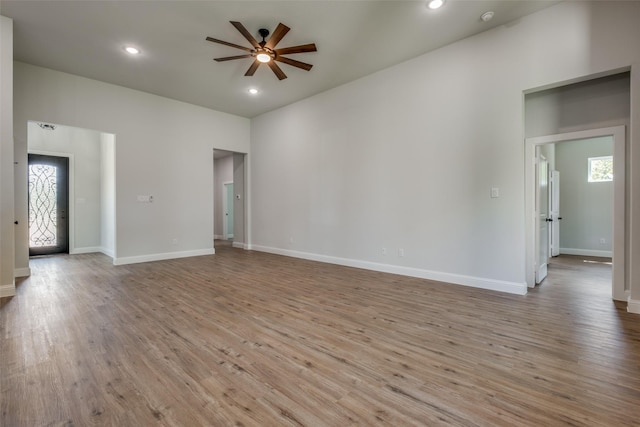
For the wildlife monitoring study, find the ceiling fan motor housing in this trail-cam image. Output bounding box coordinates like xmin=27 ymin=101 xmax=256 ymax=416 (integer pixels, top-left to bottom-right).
xmin=258 ymin=28 xmax=270 ymax=41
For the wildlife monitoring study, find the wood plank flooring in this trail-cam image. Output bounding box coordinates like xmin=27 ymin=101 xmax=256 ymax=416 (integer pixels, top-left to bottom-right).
xmin=1 ymin=247 xmax=639 ymax=426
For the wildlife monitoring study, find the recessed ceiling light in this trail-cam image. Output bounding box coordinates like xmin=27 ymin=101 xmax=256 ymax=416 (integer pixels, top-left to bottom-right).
xmin=248 ymin=88 xmax=259 ymax=95
xmin=481 ymin=11 xmax=495 ymax=22
xmin=427 ymin=0 xmax=444 ymax=10
xmin=124 ymin=46 xmax=140 ymax=55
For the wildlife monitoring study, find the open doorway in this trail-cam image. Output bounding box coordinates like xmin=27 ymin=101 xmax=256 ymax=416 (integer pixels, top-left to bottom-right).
xmin=525 ymin=126 xmax=626 ymax=300
xmin=524 ymin=71 xmax=629 ymax=303
xmin=27 ymin=121 xmax=116 ymax=259
xmin=213 ymin=149 xmax=247 ymax=250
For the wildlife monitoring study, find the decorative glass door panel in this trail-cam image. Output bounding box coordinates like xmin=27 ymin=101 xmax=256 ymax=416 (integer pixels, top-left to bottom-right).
xmin=28 ymin=154 xmax=69 ymax=256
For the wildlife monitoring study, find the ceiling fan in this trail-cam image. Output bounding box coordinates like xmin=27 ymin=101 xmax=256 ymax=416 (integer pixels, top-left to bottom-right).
xmin=206 ymin=21 xmax=317 ymax=80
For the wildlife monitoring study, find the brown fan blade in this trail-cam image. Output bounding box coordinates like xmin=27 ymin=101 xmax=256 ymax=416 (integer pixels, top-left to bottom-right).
xmin=267 ymin=61 xmax=287 ymax=80
xmin=215 ymin=54 xmax=253 ymax=62
xmin=230 ymin=21 xmax=261 ymax=49
xmin=206 ymin=37 xmax=253 ymax=53
xmin=275 ymin=43 xmax=317 ymax=55
xmin=264 ymin=23 xmax=290 ymax=50
xmin=275 ymin=56 xmax=313 ymax=71
xmin=245 ymin=59 xmax=261 ymax=77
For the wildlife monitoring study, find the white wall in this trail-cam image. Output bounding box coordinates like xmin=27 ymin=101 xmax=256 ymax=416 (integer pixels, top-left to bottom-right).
xmin=556 ymin=137 xmax=613 ymax=257
xmin=28 ymin=122 xmax=104 ymax=253
xmin=250 ymin=2 xmax=640 ymax=297
xmin=13 ymin=62 xmax=250 ymax=266
xmin=0 ymin=15 xmax=15 ymax=296
xmin=525 ymin=73 xmax=630 ymax=139
xmin=100 ymin=133 xmax=115 ymax=257
xmin=213 ymin=154 xmax=233 ymax=238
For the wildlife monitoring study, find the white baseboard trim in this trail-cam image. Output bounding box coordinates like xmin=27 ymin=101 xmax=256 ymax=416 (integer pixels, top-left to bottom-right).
xmin=214 ymin=234 xmax=225 ymax=240
xmin=250 ymin=245 xmax=527 ymax=295
xmin=0 ymin=283 xmax=16 ymax=298
xmin=70 ymin=247 xmax=115 ymax=259
xmin=99 ymin=247 xmax=115 ymax=258
xmin=628 ymin=297 xmax=640 ymax=314
xmin=70 ymin=246 xmax=102 ymax=255
xmin=113 ymin=248 xmax=215 ymax=266
xmin=14 ymin=267 xmax=31 ymax=278
xmin=232 ymin=241 xmax=246 ymax=249
xmin=560 ymin=248 xmax=613 ymax=258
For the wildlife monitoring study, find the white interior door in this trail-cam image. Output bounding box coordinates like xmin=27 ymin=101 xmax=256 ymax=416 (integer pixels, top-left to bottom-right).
xmin=549 ymin=170 xmax=561 ymax=257
xmin=535 ymin=152 xmax=549 ymax=284
xmin=223 ymin=182 xmax=234 ymax=239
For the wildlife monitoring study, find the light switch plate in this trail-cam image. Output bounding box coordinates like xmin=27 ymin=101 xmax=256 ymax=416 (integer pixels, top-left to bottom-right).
xmin=491 ymin=187 xmax=500 ymax=198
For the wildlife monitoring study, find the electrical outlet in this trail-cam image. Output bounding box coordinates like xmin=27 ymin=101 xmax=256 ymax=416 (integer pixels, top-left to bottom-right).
xmin=172 ymin=238 xmax=178 ymax=245
xmin=382 ymin=247 xmax=387 ymax=255
xmin=399 ymin=248 xmax=404 ymax=257
xmin=137 ymin=195 xmax=153 ymax=203
xmin=600 ymin=238 xmax=606 ymax=244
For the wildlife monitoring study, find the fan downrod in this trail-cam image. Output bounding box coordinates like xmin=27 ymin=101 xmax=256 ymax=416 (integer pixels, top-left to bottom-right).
xmin=258 ymin=28 xmax=270 ymax=46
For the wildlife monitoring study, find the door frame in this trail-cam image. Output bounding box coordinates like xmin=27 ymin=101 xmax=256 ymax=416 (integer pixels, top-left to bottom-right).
xmin=549 ymin=169 xmax=561 ymax=257
xmin=222 ymin=180 xmax=234 ymax=240
xmin=524 ymin=126 xmax=626 ymax=300
xmin=27 ymin=151 xmax=74 ymax=255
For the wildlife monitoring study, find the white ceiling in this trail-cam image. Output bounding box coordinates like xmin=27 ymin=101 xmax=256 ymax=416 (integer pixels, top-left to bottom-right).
xmin=1 ymin=0 xmax=559 ymax=118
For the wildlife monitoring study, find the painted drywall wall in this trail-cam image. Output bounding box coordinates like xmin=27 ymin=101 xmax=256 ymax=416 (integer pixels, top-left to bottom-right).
xmin=556 ymin=137 xmax=613 ymax=257
xmin=0 ymin=15 xmax=15 ymax=296
xmin=213 ymin=154 xmax=233 ymax=238
xmin=100 ymin=133 xmax=115 ymax=257
xmin=525 ymin=73 xmax=631 ymax=139
xmin=13 ymin=62 xmax=250 ymax=267
xmin=28 ymin=122 xmax=104 ymax=253
xmin=250 ymin=1 xmax=640 ymax=295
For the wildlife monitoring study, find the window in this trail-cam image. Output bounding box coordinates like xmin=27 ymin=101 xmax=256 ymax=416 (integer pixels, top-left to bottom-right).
xmin=588 ymin=156 xmax=613 ymax=182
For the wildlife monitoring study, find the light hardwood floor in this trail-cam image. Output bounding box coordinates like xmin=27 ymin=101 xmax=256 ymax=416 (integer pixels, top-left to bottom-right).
xmin=1 ymin=247 xmax=639 ymax=426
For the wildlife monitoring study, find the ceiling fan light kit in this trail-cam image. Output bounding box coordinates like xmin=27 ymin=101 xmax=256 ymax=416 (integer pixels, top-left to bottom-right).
xmin=256 ymin=53 xmax=271 ymax=63
xmin=207 ymin=21 xmax=317 ymax=80
xmin=427 ymin=0 xmax=445 ymax=10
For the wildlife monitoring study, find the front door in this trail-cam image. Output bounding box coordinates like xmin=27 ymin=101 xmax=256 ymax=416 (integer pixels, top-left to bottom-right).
xmin=28 ymin=154 xmax=69 ymax=256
